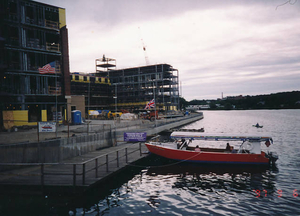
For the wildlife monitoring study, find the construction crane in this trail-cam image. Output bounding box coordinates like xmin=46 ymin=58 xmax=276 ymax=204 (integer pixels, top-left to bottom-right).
xmin=138 ymin=27 xmax=150 ymax=65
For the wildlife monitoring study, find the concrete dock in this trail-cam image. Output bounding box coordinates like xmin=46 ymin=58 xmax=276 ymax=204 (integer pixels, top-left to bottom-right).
xmin=0 ymin=113 xmax=203 ymax=194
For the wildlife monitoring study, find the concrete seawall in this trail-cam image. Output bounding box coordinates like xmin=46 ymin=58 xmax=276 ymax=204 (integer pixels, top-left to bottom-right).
xmin=115 ymin=113 xmax=204 ymax=139
xmin=0 ymin=113 xmax=203 ymax=166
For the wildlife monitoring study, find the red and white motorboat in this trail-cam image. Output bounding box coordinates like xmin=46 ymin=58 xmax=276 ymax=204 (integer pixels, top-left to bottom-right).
xmin=145 ymin=132 xmax=278 ymax=165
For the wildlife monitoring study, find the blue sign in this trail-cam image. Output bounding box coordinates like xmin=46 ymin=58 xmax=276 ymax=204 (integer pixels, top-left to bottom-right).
xmin=124 ymin=132 xmax=147 ymax=142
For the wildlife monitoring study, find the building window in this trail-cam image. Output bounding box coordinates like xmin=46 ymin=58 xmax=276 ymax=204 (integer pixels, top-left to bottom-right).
xmin=71 ymin=106 xmax=76 ymax=111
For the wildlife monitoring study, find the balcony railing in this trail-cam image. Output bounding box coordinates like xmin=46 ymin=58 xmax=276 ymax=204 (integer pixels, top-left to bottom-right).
xmin=46 ymin=42 xmax=60 ymax=52
xmin=48 ymin=86 xmax=61 ymax=95
xmin=45 ymin=20 xmax=59 ymax=29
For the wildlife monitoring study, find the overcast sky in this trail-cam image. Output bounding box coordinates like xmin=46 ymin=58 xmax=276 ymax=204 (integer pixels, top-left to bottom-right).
xmin=41 ymin=0 xmax=300 ymax=100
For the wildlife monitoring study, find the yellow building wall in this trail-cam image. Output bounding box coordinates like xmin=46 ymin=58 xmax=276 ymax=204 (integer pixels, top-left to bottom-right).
xmin=42 ymin=110 xmax=47 ymax=121
xmin=2 ymin=110 xmax=48 ymax=129
xmin=13 ymin=111 xmax=30 ymax=126
xmin=59 ymin=8 xmax=66 ymax=28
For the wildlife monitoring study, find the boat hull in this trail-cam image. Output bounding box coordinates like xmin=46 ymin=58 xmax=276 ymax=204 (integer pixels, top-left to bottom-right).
xmin=145 ymin=143 xmax=270 ymax=165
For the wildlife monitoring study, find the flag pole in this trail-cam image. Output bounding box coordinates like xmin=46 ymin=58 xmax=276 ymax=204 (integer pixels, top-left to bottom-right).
xmin=153 ymin=82 xmax=156 ymax=128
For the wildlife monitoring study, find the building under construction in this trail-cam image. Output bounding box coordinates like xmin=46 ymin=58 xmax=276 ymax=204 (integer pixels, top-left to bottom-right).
xmin=96 ymin=58 xmax=180 ymax=112
xmin=0 ymin=0 xmax=70 ymax=130
xmin=70 ymin=72 xmax=111 ymax=117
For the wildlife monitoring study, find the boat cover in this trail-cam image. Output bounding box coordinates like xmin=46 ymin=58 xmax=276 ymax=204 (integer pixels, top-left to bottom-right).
xmin=170 ymin=132 xmax=273 ymax=143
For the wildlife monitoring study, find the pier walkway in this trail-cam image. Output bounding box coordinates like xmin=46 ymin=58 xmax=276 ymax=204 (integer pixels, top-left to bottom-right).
xmin=0 ymin=142 xmax=148 ymax=194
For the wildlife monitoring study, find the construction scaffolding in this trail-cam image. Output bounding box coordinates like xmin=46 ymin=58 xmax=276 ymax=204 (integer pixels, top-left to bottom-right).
xmin=97 ymin=63 xmax=180 ymax=112
xmin=95 ymin=55 xmax=116 ymax=76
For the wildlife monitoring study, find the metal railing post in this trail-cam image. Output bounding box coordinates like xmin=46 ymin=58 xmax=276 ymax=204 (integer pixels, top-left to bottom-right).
xmin=125 ymin=148 xmax=128 ymax=163
xmin=41 ymin=164 xmax=44 ymax=187
xmin=106 ymin=154 xmax=109 ymax=172
xmin=82 ymin=164 xmax=85 ymax=185
xmin=73 ymin=164 xmax=76 ymax=186
xmin=95 ymin=158 xmax=98 ymax=178
xmin=117 ymin=151 xmax=119 ymax=167
xmin=139 ymin=142 xmax=142 ymax=156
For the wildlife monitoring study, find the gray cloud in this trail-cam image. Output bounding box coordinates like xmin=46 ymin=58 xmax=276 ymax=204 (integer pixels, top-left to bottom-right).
xmin=42 ymin=0 xmax=299 ymax=25
xmin=38 ymin=0 xmax=300 ymax=100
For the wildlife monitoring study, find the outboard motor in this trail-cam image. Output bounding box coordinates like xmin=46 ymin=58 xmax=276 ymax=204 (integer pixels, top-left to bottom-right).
xmin=266 ymin=151 xmax=278 ymax=165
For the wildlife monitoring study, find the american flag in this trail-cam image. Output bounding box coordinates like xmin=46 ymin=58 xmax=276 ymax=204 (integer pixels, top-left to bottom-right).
xmin=38 ymin=61 xmax=56 ymax=74
xmin=265 ymin=140 xmax=271 ymax=147
xmin=145 ymin=99 xmax=155 ymax=109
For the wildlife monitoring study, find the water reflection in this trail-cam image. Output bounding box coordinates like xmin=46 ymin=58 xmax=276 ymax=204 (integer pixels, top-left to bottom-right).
xmin=146 ymin=155 xmax=279 ymax=198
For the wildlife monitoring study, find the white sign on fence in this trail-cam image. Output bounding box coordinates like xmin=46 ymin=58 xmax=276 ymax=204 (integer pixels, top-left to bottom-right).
xmin=39 ymin=122 xmax=56 ymax=132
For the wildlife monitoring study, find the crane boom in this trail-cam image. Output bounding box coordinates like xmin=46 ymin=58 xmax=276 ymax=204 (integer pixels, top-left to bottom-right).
xmin=138 ymin=27 xmax=150 ymax=65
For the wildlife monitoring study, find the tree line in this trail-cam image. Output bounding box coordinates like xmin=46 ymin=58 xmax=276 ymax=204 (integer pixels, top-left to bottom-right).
xmin=180 ymin=91 xmax=300 ymax=110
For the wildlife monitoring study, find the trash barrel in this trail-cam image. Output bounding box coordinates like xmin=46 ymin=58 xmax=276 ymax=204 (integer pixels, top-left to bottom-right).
xmin=71 ymin=110 xmax=82 ymax=125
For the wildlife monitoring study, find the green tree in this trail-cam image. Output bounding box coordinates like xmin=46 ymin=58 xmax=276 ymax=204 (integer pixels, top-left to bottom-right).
xmin=179 ymin=97 xmax=188 ymax=109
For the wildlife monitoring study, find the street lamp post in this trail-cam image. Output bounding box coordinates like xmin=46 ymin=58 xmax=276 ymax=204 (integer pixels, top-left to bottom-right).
xmin=114 ymin=84 xmax=117 ymax=119
xmin=87 ymin=77 xmax=90 ymax=135
xmin=113 ymin=84 xmax=117 ymax=146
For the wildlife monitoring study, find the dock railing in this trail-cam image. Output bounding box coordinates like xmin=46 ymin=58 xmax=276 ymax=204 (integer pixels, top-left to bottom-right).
xmin=0 ymin=143 xmax=143 ymax=187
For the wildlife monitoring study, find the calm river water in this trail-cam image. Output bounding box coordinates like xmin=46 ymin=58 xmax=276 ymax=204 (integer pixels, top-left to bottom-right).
xmin=1 ymin=110 xmax=300 ymax=215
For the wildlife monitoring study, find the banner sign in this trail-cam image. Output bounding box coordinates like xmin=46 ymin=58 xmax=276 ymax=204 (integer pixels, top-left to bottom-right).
xmin=39 ymin=122 xmax=56 ymax=132
xmin=124 ymin=132 xmax=147 ymax=142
